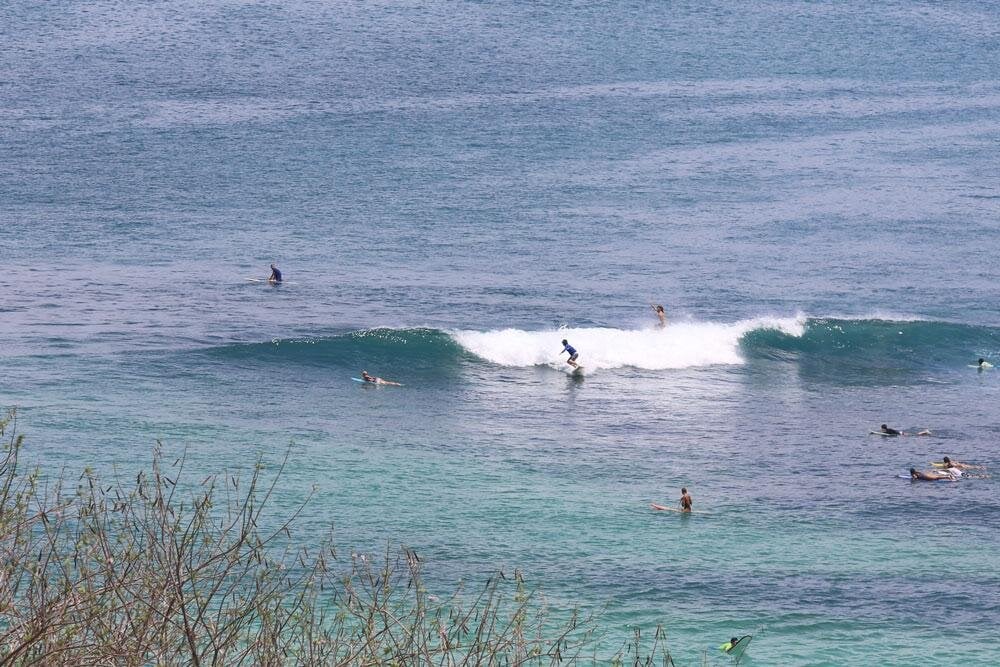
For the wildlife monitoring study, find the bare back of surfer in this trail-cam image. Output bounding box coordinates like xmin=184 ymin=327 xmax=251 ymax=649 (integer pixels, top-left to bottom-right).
xmin=940 ymin=456 xmax=983 ymax=471
xmin=680 ymin=487 xmax=692 ymax=512
xmin=650 ymin=304 xmax=667 ymax=327
xmin=909 ymin=467 xmax=956 ymax=482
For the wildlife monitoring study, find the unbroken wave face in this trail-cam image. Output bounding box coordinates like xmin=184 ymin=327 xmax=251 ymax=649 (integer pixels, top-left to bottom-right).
xmin=451 ymin=316 xmax=807 ymax=370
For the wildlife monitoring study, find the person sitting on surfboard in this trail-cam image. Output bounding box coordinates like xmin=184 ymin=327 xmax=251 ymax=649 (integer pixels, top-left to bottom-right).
xmin=680 ymin=487 xmax=692 ymax=513
xmin=909 ymin=467 xmax=956 ymax=481
xmin=361 ymin=370 xmax=401 ymax=386
xmin=650 ymin=304 xmax=667 ymax=327
xmin=560 ymin=339 xmax=580 ymax=368
xmin=268 ymin=263 xmax=282 ymax=283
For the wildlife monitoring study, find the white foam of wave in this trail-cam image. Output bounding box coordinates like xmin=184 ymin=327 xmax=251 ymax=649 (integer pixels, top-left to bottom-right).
xmin=452 ymin=316 xmax=806 ymax=370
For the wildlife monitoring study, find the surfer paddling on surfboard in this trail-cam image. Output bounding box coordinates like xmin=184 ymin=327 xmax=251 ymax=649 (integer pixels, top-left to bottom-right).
xmin=560 ymin=339 xmax=580 ymax=368
xmin=360 ymin=370 xmax=401 ymax=386
xmin=874 ymin=424 xmax=931 ymax=436
xmin=932 ymin=457 xmax=989 ymax=478
xmin=935 ymin=456 xmax=983 ymax=471
xmin=909 ymin=467 xmax=958 ymax=482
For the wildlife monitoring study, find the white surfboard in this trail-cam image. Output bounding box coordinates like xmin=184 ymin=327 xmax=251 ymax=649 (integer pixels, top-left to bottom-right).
xmin=650 ymin=503 xmax=708 ymax=515
xmin=245 ymin=278 xmax=297 ymax=285
xmin=352 ymin=377 xmax=402 ymax=386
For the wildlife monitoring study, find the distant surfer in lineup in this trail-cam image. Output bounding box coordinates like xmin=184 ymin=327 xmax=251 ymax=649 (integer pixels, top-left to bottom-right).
xmin=909 ymin=467 xmax=957 ymax=482
xmin=360 ymin=370 xmax=401 ymax=386
xmin=650 ymin=304 xmax=667 ymax=327
xmin=560 ymin=339 xmax=580 ymax=368
xmin=680 ymin=487 xmax=692 ymax=513
xmin=978 ymin=358 xmax=993 ymax=370
xmin=268 ymin=263 xmax=282 ymax=284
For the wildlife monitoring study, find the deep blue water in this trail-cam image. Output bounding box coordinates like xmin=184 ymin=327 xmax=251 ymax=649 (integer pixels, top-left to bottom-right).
xmin=3 ymin=1 xmax=1000 ymax=664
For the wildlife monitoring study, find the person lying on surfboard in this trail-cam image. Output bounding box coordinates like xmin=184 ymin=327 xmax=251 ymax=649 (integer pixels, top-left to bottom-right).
xmin=360 ymin=370 xmax=401 ymax=386
xmin=878 ymin=424 xmax=931 ymax=436
xmin=938 ymin=456 xmax=982 ymax=470
xmin=560 ymin=339 xmax=580 ymax=368
xmin=268 ymin=263 xmax=282 ymax=284
xmin=909 ymin=467 xmax=957 ymax=481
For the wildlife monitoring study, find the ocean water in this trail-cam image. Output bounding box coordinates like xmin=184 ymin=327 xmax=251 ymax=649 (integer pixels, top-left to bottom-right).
xmin=3 ymin=1 xmax=1000 ymax=664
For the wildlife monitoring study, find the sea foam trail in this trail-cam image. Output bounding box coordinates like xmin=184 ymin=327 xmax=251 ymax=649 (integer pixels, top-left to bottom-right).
xmin=451 ymin=316 xmax=806 ymax=370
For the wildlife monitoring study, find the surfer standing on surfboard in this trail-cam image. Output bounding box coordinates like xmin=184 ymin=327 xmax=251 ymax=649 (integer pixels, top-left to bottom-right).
xmin=680 ymin=488 xmax=692 ymax=513
xmin=268 ymin=263 xmax=282 ymax=284
xmin=560 ymin=339 xmax=580 ymax=368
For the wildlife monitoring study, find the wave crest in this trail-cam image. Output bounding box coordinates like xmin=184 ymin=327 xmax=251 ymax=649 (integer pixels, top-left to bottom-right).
xmin=452 ymin=316 xmax=806 ymax=370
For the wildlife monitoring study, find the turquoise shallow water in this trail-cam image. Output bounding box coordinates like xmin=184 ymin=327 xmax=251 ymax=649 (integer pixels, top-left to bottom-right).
xmin=3 ymin=1 xmax=1000 ymax=664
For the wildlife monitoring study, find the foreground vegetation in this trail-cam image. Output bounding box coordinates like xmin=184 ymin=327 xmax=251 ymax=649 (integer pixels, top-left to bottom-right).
xmin=0 ymin=409 xmax=689 ymax=665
